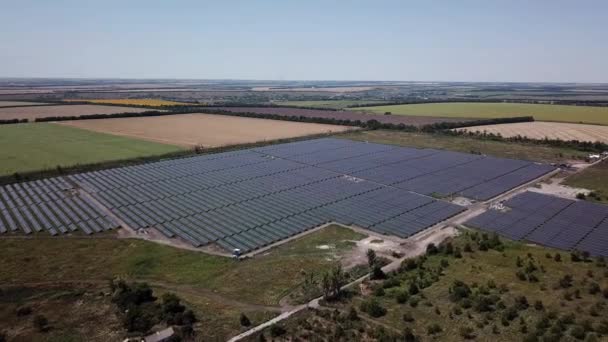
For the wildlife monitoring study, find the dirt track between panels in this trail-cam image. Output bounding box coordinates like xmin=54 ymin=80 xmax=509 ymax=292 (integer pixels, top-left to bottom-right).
xmin=58 ymin=113 xmax=356 ymax=147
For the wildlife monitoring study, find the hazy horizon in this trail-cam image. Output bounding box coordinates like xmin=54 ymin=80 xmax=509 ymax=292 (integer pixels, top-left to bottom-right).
xmin=2 ymin=0 xmax=607 ymax=83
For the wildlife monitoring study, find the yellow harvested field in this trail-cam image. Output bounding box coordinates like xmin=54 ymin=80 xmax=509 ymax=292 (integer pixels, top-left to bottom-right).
xmin=57 ymin=113 xmax=356 ymax=147
xmin=456 ymin=121 xmax=608 ymax=143
xmin=65 ymin=99 xmax=196 ymax=106
xmin=0 ymin=101 xmax=50 ymax=107
xmin=0 ymin=105 xmax=154 ymax=121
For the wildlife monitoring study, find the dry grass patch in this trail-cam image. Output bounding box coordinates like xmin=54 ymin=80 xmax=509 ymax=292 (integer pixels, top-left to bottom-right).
xmin=456 ymin=122 xmax=608 ymax=143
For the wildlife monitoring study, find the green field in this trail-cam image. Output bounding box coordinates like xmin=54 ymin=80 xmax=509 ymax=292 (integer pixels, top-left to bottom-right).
xmin=340 ymin=130 xmax=588 ymax=163
xmin=253 ymin=231 xmax=608 ymax=341
xmin=0 ymin=225 xmax=365 ymax=340
xmin=275 ymin=100 xmax=389 ymax=109
xmin=351 ymin=102 xmax=608 ymax=125
xmin=0 ymin=123 xmax=183 ymax=176
xmin=564 ymin=160 xmax=608 ymax=203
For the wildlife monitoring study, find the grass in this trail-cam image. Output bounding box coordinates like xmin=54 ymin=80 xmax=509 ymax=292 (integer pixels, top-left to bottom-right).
xmin=352 ymin=102 xmax=608 ymax=125
xmin=64 ymin=99 xmax=196 ymax=107
xmin=275 ymin=100 xmax=389 ymax=109
xmin=340 ymin=130 xmax=588 ymax=163
xmin=0 ymin=225 xmax=365 ymax=340
xmin=262 ymin=231 xmax=608 ymax=341
xmin=0 ymin=123 xmax=182 ymax=176
xmin=564 ymin=160 xmax=608 ymax=203
xmin=0 ymin=225 xmax=364 ymax=305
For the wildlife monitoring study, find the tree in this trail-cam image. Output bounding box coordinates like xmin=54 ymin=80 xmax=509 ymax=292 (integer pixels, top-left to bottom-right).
xmin=409 ymin=282 xmax=419 ymax=295
xmin=240 ymin=313 xmax=251 ymax=327
xmin=371 ymin=264 xmax=386 ymax=280
xmin=367 ymin=249 xmax=377 ymax=268
xmin=347 ymin=306 xmax=359 ymax=321
xmin=426 ymin=243 xmax=438 ymax=255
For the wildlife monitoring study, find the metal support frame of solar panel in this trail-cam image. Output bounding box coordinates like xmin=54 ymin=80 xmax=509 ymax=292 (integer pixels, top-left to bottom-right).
xmin=466 ymin=192 xmax=608 ymax=256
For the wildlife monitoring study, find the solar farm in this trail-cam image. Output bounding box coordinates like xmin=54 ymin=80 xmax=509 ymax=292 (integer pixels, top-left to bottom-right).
xmin=466 ymin=191 xmax=608 ymax=256
xmin=0 ymin=138 xmax=560 ymax=254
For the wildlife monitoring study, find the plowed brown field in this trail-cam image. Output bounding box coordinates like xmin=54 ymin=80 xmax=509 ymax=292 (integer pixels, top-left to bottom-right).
xmin=58 ymin=113 xmax=355 ymax=147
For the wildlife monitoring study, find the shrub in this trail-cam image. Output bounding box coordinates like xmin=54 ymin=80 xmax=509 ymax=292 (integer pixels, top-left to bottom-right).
xmin=408 ymin=282 xmax=419 ymax=295
xmin=570 ymin=325 xmax=586 ymax=339
xmin=16 ymin=306 xmax=32 ymax=316
xmin=396 ymin=290 xmax=410 ymax=304
xmin=347 ymin=306 xmax=359 ymax=321
xmin=426 ymin=243 xmax=438 ymax=255
xmin=374 ymin=286 xmax=385 ymax=297
xmin=33 ymin=315 xmax=48 ymax=332
xmin=534 ymin=300 xmax=544 ymax=311
xmin=403 ymin=327 xmax=418 ymax=342
xmin=240 ymin=313 xmax=251 ymax=327
xmin=459 ymin=326 xmax=476 ymax=339
xmin=409 ymin=296 xmax=420 ymax=308
xmin=589 ymin=282 xmax=601 ymax=295
xmin=360 ymin=298 xmax=387 ymax=318
xmin=554 ymin=253 xmax=562 ymax=262
xmin=464 ymin=243 xmax=473 ymax=253
xmin=449 ymin=280 xmax=471 ymax=301
xmin=559 ymin=275 xmax=574 ymax=288
xmin=427 ymin=323 xmax=442 ymax=335
xmin=371 ymin=265 xmax=386 ymax=280
xmin=269 ymin=324 xmax=287 ymax=338
xmin=403 ymin=312 xmax=415 ymax=322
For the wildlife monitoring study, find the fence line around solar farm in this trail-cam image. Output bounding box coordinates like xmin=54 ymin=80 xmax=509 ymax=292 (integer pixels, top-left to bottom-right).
xmin=0 ymin=138 xmax=558 ymax=255
xmin=465 ymin=191 xmax=608 ymax=257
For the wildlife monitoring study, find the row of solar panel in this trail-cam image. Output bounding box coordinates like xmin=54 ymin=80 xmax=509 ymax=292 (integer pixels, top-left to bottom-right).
xmin=252 ymin=139 xmax=555 ymax=201
xmin=95 ymin=172 xmax=463 ymax=252
xmin=0 ymin=194 xmax=119 ymax=235
xmin=466 ymin=192 xmax=608 ymax=256
xmin=0 ymin=177 xmax=73 ymax=210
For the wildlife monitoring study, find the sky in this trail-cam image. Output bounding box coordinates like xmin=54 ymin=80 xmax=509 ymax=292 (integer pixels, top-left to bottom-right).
xmin=1 ymin=0 xmax=607 ymax=82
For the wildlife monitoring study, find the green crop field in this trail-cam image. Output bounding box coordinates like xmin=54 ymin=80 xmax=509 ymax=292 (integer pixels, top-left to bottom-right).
xmin=0 ymin=123 xmax=183 ymax=176
xmin=275 ymin=100 xmax=389 ymax=109
xmin=351 ymin=102 xmax=608 ymax=125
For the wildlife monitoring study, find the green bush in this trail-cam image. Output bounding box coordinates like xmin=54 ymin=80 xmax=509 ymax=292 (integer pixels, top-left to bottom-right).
xmin=360 ymin=298 xmax=387 ymax=318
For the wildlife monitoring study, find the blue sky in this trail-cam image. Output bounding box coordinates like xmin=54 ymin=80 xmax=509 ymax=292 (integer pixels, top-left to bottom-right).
xmin=1 ymin=0 xmax=606 ymax=82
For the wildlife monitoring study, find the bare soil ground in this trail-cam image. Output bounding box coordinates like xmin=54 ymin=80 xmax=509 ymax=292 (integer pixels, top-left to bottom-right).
xmin=0 ymin=101 xmax=50 ymax=107
xmin=456 ymin=121 xmax=608 ymax=143
xmin=0 ymin=104 xmax=152 ymax=120
xmin=58 ymin=113 xmax=355 ymax=147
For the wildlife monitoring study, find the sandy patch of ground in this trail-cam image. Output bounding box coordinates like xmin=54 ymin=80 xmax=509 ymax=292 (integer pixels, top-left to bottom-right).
xmin=529 ymin=177 xmax=591 ymax=199
xmin=0 ymin=104 xmax=152 ymax=120
xmin=58 ymin=113 xmax=355 ymax=147
xmin=456 ymin=121 xmax=608 ymax=143
xmin=0 ymin=101 xmax=50 ymax=107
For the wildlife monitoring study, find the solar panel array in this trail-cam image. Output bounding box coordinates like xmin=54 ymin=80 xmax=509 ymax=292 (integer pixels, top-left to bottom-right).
xmin=253 ymin=138 xmax=556 ymax=201
xmin=0 ymin=177 xmax=119 ymax=235
xmin=466 ymin=191 xmax=608 ymax=256
xmin=0 ymin=138 xmax=556 ymax=254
